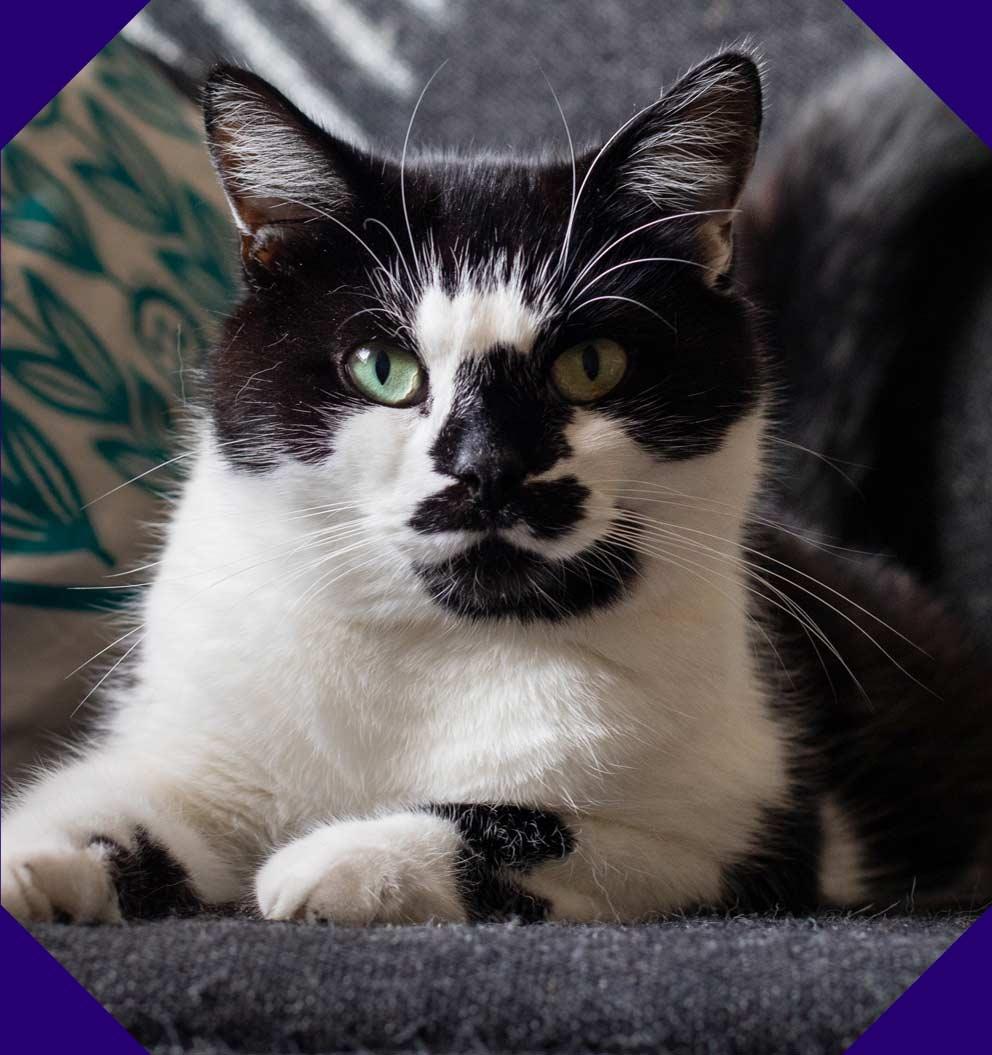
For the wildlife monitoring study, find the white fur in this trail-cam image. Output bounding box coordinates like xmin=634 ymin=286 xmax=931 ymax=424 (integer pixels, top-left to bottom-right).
xmin=619 ymin=56 xmax=761 ymax=279
xmin=415 ymin=276 xmax=548 ymax=361
xmin=2 ymin=269 xmax=791 ymax=925
xmin=819 ymin=796 xmax=866 ymax=906
xmin=209 ymin=80 xmax=349 ymax=230
xmin=256 ymin=812 xmax=465 ymax=923
xmin=622 ymin=54 xmax=759 ymax=213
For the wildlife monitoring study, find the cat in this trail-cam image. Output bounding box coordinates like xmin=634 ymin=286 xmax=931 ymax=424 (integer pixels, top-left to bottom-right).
xmin=3 ymin=50 xmax=989 ymax=926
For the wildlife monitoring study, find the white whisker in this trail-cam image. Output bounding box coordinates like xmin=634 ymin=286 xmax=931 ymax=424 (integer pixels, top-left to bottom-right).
xmin=571 ymin=295 xmax=676 ymax=331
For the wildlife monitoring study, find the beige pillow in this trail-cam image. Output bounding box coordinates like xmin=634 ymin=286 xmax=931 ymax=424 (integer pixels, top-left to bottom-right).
xmin=1 ymin=39 xmax=238 ymax=781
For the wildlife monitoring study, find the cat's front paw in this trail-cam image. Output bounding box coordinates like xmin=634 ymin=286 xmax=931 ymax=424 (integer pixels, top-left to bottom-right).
xmin=1 ymin=819 xmax=231 ymax=924
xmin=2 ymin=839 xmax=122 ymax=924
xmin=255 ymin=813 xmax=466 ymax=924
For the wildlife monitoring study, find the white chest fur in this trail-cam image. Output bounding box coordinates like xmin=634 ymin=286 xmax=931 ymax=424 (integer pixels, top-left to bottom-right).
xmin=119 ymin=430 xmax=788 ymax=867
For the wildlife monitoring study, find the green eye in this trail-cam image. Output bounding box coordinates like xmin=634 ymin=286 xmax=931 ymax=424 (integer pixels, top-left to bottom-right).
xmin=346 ymin=344 xmax=426 ymax=406
xmin=552 ymin=339 xmax=627 ymax=403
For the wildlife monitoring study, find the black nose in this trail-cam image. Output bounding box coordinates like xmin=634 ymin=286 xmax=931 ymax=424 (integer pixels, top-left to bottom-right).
xmin=452 ymin=436 xmax=527 ymax=512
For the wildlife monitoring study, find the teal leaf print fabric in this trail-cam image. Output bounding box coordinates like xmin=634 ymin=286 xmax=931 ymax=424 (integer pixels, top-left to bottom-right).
xmin=95 ymin=39 xmax=201 ymax=144
xmin=73 ymin=95 xmax=185 ymax=235
xmin=1 ymin=37 xmax=243 ymax=776
xmin=5 ymin=271 xmax=130 ymax=422
xmin=0 ymin=39 xmax=248 ymax=776
xmin=1 ymin=142 xmax=103 ymax=273
xmin=94 ymin=377 xmax=175 ymax=493
xmin=1 ymin=40 xmax=238 ymax=607
xmin=1 ymin=401 xmax=110 ymax=565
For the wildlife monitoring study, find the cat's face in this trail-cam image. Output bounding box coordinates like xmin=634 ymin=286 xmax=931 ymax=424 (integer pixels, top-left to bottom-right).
xmin=202 ymin=54 xmax=766 ymax=623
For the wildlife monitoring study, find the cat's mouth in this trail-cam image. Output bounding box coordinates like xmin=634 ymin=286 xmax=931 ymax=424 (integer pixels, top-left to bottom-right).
xmin=412 ymin=536 xmax=639 ymax=622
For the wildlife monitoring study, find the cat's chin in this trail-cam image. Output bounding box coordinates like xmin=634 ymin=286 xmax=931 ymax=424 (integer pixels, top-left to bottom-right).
xmin=413 ymin=536 xmax=639 ymax=623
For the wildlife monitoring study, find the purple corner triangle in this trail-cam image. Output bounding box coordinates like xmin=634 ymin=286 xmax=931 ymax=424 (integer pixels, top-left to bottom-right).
xmin=846 ymin=910 xmax=992 ymax=1053
xmin=0 ymin=0 xmax=150 ymax=146
xmin=0 ymin=910 xmax=148 ymax=1053
xmin=843 ymin=0 xmax=992 ymax=149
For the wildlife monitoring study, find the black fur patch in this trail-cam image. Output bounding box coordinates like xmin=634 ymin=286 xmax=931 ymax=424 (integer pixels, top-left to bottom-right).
xmin=414 ymin=536 xmax=638 ymax=622
xmin=748 ymin=523 xmax=992 ymax=907
xmin=429 ymin=348 xmax=574 ymax=488
xmin=89 ymin=828 xmax=204 ymax=920
xmin=411 ymin=348 xmax=588 ymax=540
xmin=203 ymin=64 xmax=767 ymax=477
xmin=428 ymin=803 xmax=575 ymax=922
xmin=741 ymin=53 xmax=992 ymax=648
xmin=410 ymin=476 xmax=588 ymax=540
xmin=721 ymin=800 xmax=822 ymax=913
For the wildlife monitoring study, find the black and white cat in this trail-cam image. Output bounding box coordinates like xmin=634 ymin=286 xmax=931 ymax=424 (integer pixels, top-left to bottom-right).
xmin=3 ymin=52 xmax=989 ymax=925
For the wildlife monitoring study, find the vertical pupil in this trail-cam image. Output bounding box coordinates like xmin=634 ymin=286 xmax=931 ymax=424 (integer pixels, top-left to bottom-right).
xmin=375 ymin=350 xmax=391 ymax=385
xmin=582 ymin=343 xmax=600 ymax=381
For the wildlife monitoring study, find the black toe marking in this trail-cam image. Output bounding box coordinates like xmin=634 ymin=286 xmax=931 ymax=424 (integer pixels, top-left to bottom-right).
xmin=89 ymin=827 xmax=204 ymax=920
xmin=462 ymin=871 xmax=551 ymax=923
xmin=432 ymin=803 xmax=575 ymax=866
xmin=428 ymin=803 xmax=575 ymax=922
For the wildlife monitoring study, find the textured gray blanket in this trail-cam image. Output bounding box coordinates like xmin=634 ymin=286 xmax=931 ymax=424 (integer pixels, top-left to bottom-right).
xmin=35 ymin=914 xmax=973 ymax=1054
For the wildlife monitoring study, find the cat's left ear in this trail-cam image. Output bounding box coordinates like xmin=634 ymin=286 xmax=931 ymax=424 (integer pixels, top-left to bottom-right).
xmin=602 ymin=51 xmax=763 ymax=281
xmin=203 ymin=66 xmax=362 ymax=270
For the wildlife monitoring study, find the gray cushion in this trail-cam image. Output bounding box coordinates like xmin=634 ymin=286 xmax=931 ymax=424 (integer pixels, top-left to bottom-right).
xmin=35 ymin=914 xmax=972 ymax=1054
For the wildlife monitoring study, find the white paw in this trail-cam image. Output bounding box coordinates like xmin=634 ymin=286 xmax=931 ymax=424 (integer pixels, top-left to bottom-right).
xmin=1 ymin=812 xmax=235 ymax=924
xmin=256 ymin=813 xmax=467 ymax=925
xmin=1 ymin=840 xmax=122 ymax=924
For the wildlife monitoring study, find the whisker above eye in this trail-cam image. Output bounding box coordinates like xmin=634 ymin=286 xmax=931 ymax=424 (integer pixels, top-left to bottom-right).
xmin=339 ymin=305 xmax=396 ymax=328
xmin=564 ymin=208 xmax=739 ymax=299
xmin=363 ymin=216 xmax=416 ymax=292
xmin=570 ymin=294 xmax=677 ymax=332
xmin=401 ymin=60 xmax=449 ymax=281
xmin=540 ymin=66 xmax=576 ymax=286
xmin=571 ymin=255 xmax=714 ymax=303
xmin=265 ymin=192 xmax=393 ymax=277
xmin=556 ymin=95 xmax=678 ymax=277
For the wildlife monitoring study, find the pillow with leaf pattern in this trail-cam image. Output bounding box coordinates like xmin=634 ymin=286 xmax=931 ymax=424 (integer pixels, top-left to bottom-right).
xmin=1 ymin=39 xmax=238 ymax=779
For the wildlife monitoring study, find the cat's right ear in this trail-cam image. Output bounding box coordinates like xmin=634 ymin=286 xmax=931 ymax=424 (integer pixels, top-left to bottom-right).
xmin=203 ymin=66 xmax=358 ymax=269
xmin=591 ymin=52 xmax=763 ymax=282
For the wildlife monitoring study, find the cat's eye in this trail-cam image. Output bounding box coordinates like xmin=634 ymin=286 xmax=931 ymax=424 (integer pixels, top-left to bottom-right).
xmin=551 ymin=339 xmax=627 ymax=403
xmin=346 ymin=344 xmax=426 ymax=407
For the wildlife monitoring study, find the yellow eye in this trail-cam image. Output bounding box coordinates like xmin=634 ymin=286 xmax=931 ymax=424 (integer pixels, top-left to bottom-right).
xmin=346 ymin=344 xmax=426 ymax=406
xmin=551 ymin=339 xmax=627 ymax=403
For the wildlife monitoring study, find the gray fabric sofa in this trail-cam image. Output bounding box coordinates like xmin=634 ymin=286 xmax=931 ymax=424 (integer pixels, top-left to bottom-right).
xmin=34 ymin=913 xmax=976 ymax=1054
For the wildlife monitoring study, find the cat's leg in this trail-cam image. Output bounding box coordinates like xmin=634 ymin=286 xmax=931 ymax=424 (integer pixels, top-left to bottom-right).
xmin=508 ymin=812 xmax=724 ymax=921
xmin=255 ymin=811 xmax=468 ymax=924
xmin=253 ymin=804 xmax=723 ymax=924
xmin=437 ymin=805 xmax=729 ymax=922
xmin=1 ymin=750 xmax=243 ymax=923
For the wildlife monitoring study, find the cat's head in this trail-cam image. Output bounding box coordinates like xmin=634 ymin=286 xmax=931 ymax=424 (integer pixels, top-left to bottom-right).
xmin=201 ymin=52 xmax=766 ymax=623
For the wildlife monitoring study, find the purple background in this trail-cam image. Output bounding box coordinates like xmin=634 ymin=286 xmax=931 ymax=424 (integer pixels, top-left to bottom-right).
xmin=1 ymin=0 xmax=148 ymax=145
xmin=844 ymin=0 xmax=992 ymax=148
